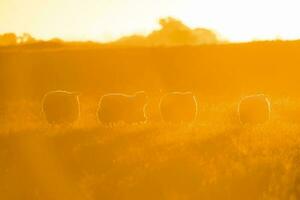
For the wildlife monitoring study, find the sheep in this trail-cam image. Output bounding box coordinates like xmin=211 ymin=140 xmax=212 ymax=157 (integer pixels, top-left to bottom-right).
xmin=159 ymin=92 xmax=198 ymax=123
xmin=238 ymin=94 xmax=271 ymax=124
xmin=42 ymin=90 xmax=80 ymax=125
xmin=97 ymin=91 xmax=148 ymax=125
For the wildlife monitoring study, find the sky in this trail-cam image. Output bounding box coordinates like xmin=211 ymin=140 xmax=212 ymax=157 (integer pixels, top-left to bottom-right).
xmin=1 ymin=0 xmax=300 ymax=42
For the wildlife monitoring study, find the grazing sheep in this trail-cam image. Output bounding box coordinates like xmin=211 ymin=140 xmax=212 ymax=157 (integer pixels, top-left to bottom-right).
xmin=159 ymin=92 xmax=198 ymax=123
xmin=97 ymin=91 xmax=148 ymax=125
xmin=238 ymin=94 xmax=271 ymax=124
xmin=42 ymin=90 xmax=80 ymax=125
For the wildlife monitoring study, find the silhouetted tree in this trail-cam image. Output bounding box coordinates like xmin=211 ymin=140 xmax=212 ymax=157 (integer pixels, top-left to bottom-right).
xmin=18 ymin=33 xmax=36 ymax=44
xmin=0 ymin=33 xmax=17 ymax=46
xmin=113 ymin=17 xmax=220 ymax=46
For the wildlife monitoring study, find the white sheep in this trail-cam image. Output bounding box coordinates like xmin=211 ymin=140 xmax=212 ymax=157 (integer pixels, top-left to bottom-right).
xmin=238 ymin=94 xmax=271 ymax=124
xmin=42 ymin=90 xmax=80 ymax=125
xmin=159 ymin=92 xmax=198 ymax=123
xmin=97 ymin=91 xmax=148 ymax=125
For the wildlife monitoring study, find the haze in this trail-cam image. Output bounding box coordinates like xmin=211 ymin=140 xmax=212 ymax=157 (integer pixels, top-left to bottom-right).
xmin=1 ymin=0 xmax=300 ymax=42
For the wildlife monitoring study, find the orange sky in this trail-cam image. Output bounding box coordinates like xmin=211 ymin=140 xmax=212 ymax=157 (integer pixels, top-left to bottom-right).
xmin=1 ymin=0 xmax=300 ymax=42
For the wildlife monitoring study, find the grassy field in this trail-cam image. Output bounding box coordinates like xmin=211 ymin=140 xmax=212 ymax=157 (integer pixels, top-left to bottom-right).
xmin=1 ymin=97 xmax=300 ymax=200
xmin=2 ymin=41 xmax=300 ymax=199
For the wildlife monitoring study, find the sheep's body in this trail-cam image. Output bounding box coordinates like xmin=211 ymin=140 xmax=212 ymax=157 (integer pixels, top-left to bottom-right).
xmin=42 ymin=90 xmax=80 ymax=125
xmin=238 ymin=94 xmax=270 ymax=124
xmin=159 ymin=92 xmax=198 ymax=123
xmin=97 ymin=92 xmax=148 ymax=125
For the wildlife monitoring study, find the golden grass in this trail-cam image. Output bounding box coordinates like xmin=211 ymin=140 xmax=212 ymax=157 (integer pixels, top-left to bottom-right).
xmin=1 ymin=98 xmax=300 ymax=199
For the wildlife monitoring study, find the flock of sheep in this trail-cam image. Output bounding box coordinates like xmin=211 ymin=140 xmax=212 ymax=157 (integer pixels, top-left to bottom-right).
xmin=42 ymin=90 xmax=271 ymax=125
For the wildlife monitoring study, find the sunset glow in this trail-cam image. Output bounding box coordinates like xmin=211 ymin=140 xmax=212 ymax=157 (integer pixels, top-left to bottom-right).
xmin=1 ymin=0 xmax=300 ymax=42
xmin=3 ymin=0 xmax=300 ymax=199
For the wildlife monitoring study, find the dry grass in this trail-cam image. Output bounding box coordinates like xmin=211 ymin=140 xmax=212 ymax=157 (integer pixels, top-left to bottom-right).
xmin=1 ymin=98 xmax=300 ymax=199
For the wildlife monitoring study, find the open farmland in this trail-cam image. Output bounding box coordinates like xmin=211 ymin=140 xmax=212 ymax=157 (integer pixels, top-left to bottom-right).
xmin=1 ymin=42 xmax=300 ymax=199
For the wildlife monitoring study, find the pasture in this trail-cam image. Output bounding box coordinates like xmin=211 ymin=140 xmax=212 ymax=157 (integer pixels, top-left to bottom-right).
xmin=1 ymin=41 xmax=300 ymax=199
xmin=1 ymin=97 xmax=300 ymax=200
